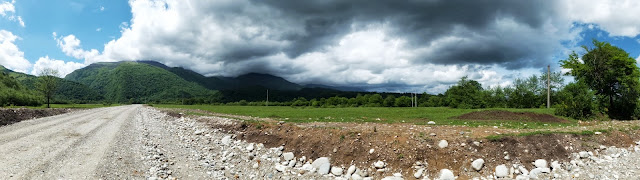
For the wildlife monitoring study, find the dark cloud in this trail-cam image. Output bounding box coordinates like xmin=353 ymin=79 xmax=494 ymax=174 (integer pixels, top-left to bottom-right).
xmin=247 ymin=0 xmax=562 ymax=69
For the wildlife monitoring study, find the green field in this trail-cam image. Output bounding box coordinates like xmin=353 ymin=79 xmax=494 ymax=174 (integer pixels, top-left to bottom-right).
xmin=154 ymin=105 xmax=576 ymax=129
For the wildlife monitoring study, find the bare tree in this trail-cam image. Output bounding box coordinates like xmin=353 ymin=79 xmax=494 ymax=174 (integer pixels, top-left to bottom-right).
xmin=37 ymin=68 xmax=60 ymax=108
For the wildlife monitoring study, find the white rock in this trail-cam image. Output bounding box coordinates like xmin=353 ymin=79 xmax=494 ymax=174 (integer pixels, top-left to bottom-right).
xmin=551 ymin=161 xmax=562 ymax=171
xmin=438 ymin=140 xmax=449 ymax=148
xmin=370 ymin=149 xmax=375 ymax=154
xmin=374 ymin=161 xmax=386 ymax=169
xmin=495 ymin=164 xmax=509 ymax=178
xmin=393 ymin=172 xmax=402 ymax=177
xmin=594 ymin=131 xmax=602 ymax=135
xmin=352 ymin=174 xmax=363 ymax=180
xmin=414 ymin=168 xmax=424 ymax=178
xmin=283 ymin=152 xmax=295 ymax=161
xmin=427 ymin=121 xmax=436 ymax=125
xmin=318 ymin=163 xmax=331 ymax=175
xmin=275 ymin=164 xmax=287 ymax=172
xmin=288 ymin=160 xmax=297 ymax=167
xmin=471 ymin=159 xmax=485 ymax=171
xmin=194 ymin=129 xmax=205 ymax=135
xmin=301 ymin=163 xmax=314 ymax=171
xmin=579 ymin=151 xmax=590 ymax=158
xmin=253 ymin=162 xmax=259 ymax=169
xmin=529 ymin=168 xmax=550 ymax=178
xmin=438 ymin=169 xmax=455 ymax=180
xmin=518 ymin=166 xmax=529 ymax=175
xmin=515 ymin=175 xmax=529 ymax=180
xmin=312 ymin=157 xmax=330 ymax=169
xmin=221 ymin=135 xmax=232 ymax=145
xmin=504 ymin=155 xmax=510 ymax=160
xmin=331 ymin=167 xmax=344 ymax=176
xmin=246 ymin=143 xmax=255 ymax=151
xmin=347 ymin=165 xmax=357 ymax=176
xmin=473 ymin=141 xmax=480 ymax=146
xmin=534 ymin=159 xmax=548 ymax=168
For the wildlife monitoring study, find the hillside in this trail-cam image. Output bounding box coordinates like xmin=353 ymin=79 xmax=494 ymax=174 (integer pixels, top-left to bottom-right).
xmin=0 ymin=66 xmax=41 ymax=106
xmin=1 ymin=65 xmax=102 ymax=104
xmin=65 ymin=62 xmax=219 ymax=103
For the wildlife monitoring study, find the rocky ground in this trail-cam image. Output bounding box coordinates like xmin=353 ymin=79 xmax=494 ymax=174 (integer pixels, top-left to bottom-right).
xmin=1 ymin=105 xmax=639 ymax=179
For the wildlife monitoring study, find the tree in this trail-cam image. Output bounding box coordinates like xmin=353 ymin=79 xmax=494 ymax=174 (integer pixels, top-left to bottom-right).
xmin=383 ymin=95 xmax=396 ymax=107
xmin=554 ymin=82 xmax=596 ymax=119
xmin=560 ymin=40 xmax=640 ymax=119
xmin=444 ymin=76 xmax=485 ymax=108
xmin=37 ymin=68 xmax=60 ymax=108
xmin=394 ymin=96 xmax=412 ymax=107
xmin=368 ymin=94 xmax=383 ymax=106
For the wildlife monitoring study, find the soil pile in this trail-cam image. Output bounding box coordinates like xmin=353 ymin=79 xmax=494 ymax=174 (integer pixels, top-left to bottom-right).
xmin=0 ymin=108 xmax=71 ymax=126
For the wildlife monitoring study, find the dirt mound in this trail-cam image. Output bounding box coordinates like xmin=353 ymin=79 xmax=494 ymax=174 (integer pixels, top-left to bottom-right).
xmin=456 ymin=110 xmax=569 ymax=123
xmin=0 ymin=108 xmax=71 ymax=126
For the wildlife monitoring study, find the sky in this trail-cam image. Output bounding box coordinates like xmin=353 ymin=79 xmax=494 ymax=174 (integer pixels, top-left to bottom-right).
xmin=1 ymin=0 xmax=640 ymax=94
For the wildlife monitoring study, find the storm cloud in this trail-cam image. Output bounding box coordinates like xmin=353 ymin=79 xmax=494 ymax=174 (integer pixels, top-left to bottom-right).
xmin=52 ymin=0 xmax=640 ymax=93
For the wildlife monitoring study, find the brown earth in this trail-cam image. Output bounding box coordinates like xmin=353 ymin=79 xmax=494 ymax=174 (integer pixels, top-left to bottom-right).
xmin=0 ymin=108 xmax=72 ymax=126
xmin=163 ymin=109 xmax=640 ymax=179
xmin=455 ymin=110 xmax=570 ymax=123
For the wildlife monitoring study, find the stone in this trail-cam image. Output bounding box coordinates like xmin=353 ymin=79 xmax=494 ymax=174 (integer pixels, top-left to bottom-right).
xmin=194 ymin=129 xmax=205 ymax=135
xmin=594 ymin=131 xmax=602 ymax=135
xmin=318 ymin=163 xmax=331 ymax=175
xmin=529 ymin=168 xmax=550 ymax=178
xmin=495 ymin=164 xmax=509 ymax=178
xmin=504 ymin=155 xmax=510 ymax=160
xmin=283 ymin=152 xmax=295 ymax=161
xmin=471 ymin=159 xmax=484 ymax=171
xmin=331 ymin=167 xmax=344 ymax=176
xmin=414 ymin=168 xmax=424 ymax=178
xmin=370 ymin=149 xmax=375 ymax=154
xmin=427 ymin=121 xmax=436 ymax=125
xmin=473 ymin=141 xmax=481 ymax=146
xmin=374 ymin=161 xmax=386 ymax=169
xmin=347 ymin=165 xmax=357 ymax=176
xmin=275 ymin=164 xmax=287 ymax=172
xmin=430 ymin=133 xmax=436 ymax=136
xmin=579 ymin=151 xmax=590 ymax=158
xmin=534 ymin=159 xmax=548 ymax=168
xmin=246 ymin=143 xmax=254 ymax=152
xmin=438 ymin=140 xmax=449 ymax=148
xmin=351 ymin=174 xmax=363 ymax=180
xmin=312 ymin=157 xmax=330 ymax=169
xmin=551 ymin=161 xmax=562 ymax=171
xmin=288 ymin=160 xmax=297 ymax=167
xmin=518 ymin=166 xmax=529 ymax=175
xmin=252 ymin=162 xmax=259 ymax=169
xmin=221 ymin=135 xmax=232 ymax=145
xmin=301 ymin=163 xmax=314 ymax=171
xmin=438 ymin=169 xmax=455 ymax=180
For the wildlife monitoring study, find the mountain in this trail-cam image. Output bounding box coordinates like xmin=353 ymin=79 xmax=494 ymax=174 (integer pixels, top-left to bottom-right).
xmin=65 ymin=61 xmax=219 ymax=103
xmin=1 ymin=65 xmax=102 ymax=103
xmin=0 ymin=66 xmax=41 ymax=106
xmin=138 ymin=61 xmax=302 ymax=91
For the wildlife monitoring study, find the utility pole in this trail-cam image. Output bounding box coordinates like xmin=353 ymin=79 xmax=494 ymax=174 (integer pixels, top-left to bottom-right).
xmin=266 ymin=89 xmax=269 ymax=107
xmin=547 ymin=65 xmax=551 ymax=109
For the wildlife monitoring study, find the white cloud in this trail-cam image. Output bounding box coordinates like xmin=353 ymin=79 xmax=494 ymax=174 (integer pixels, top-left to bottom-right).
xmin=100 ymin=6 xmax=105 ymax=11
xmin=53 ymin=33 xmax=101 ymax=61
xmin=0 ymin=0 xmax=14 ymax=16
xmin=31 ymin=56 xmax=85 ymax=77
xmin=0 ymin=0 xmax=23 ymax=27
xmin=0 ymin=29 xmax=31 ymax=73
xmin=563 ymin=0 xmax=640 ymax=37
xmin=96 ymin=28 xmax=101 ymax=32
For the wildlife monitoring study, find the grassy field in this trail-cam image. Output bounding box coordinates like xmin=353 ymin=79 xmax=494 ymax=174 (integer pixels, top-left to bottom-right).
xmin=154 ymin=105 xmax=576 ymax=129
